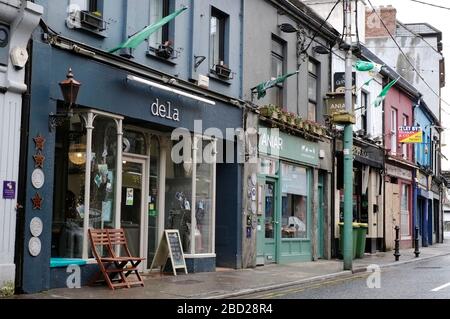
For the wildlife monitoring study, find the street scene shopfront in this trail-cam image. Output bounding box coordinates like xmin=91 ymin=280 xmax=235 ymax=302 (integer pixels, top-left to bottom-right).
xmin=18 ymin=43 xmax=242 ymax=293
xmin=335 ymin=139 xmax=385 ymax=254
xmin=256 ymin=127 xmax=320 ymax=264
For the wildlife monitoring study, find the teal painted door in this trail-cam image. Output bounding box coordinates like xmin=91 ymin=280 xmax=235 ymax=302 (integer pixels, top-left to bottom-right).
xmin=263 ymin=180 xmax=277 ymax=263
xmin=317 ymin=177 xmax=324 ymax=259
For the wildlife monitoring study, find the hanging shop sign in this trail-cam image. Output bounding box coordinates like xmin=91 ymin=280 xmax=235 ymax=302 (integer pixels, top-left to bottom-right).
xmin=398 ymin=126 xmax=422 ymax=143
xmin=325 ymin=92 xmax=357 ymax=116
xmin=151 ymin=98 xmax=180 ymax=122
xmin=334 ymin=72 xmax=356 ymax=93
xmin=259 ymin=128 xmax=319 ymax=166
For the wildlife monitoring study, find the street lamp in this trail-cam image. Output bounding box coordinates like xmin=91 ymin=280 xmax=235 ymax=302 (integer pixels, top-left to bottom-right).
xmin=49 ymin=68 xmax=81 ymax=132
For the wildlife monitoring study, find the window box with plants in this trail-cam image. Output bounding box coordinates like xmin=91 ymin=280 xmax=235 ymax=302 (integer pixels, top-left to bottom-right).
xmin=213 ymin=62 xmax=233 ymax=80
xmin=80 ymin=10 xmax=106 ymax=31
xmin=260 ymin=105 xmax=280 ymax=120
xmin=155 ymin=40 xmax=175 ymax=59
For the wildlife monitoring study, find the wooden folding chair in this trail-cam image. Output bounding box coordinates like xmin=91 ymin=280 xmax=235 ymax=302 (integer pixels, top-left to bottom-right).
xmin=106 ymin=229 xmax=145 ymax=288
xmin=88 ymin=229 xmax=129 ymax=290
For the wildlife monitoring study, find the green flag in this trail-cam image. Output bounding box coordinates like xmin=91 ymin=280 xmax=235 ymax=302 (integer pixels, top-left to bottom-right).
xmin=355 ymin=60 xmax=383 ymax=73
xmin=373 ymin=78 xmax=399 ymax=107
xmin=109 ymin=7 xmax=188 ymax=54
xmin=254 ymin=71 xmax=299 ymax=99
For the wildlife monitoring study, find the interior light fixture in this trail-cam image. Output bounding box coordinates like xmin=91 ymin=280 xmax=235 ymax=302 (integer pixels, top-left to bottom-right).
xmin=127 ymin=75 xmax=216 ymax=106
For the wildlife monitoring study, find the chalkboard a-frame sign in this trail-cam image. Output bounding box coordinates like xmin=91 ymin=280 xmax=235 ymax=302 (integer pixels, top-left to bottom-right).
xmin=150 ymin=230 xmax=188 ymax=276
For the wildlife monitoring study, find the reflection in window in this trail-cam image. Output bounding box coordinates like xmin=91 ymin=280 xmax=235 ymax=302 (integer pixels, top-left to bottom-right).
xmin=149 ymin=0 xmax=170 ymax=49
xmin=165 ymin=138 xmax=193 ymax=253
xmin=164 ymin=136 xmax=216 ymax=254
xmin=195 ymin=140 xmax=215 ymax=254
xmin=52 ymin=113 xmax=120 ymax=259
xmin=90 ymin=117 xmax=117 ymax=234
xmin=52 ymin=114 xmax=87 ymax=258
xmin=147 ymin=136 xmax=159 ymax=267
xmin=123 ymin=130 xmax=146 ymax=155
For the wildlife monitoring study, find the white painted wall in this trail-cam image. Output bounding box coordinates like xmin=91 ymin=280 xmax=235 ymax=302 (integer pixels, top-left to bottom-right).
xmin=366 ymin=26 xmax=443 ymax=120
xmin=301 ymin=0 xmax=367 ymax=44
xmin=0 ymin=1 xmax=43 ymax=288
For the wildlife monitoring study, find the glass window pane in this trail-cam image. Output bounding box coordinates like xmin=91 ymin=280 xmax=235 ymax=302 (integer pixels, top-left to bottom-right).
xmin=194 ymin=139 xmax=215 ymax=253
xmin=165 ymin=137 xmax=193 ymax=253
xmin=265 ymin=182 xmax=275 ymax=239
xmin=52 ymin=114 xmax=87 ymax=258
xmin=308 ymin=102 xmax=316 ymax=122
xmin=281 ymin=163 xmax=308 ymax=239
xmin=308 ymin=74 xmax=317 ymax=101
xmin=147 ymin=136 xmax=160 ymax=267
xmin=308 ymin=61 xmax=317 ymax=74
xmin=123 ymin=130 xmax=146 ymax=155
xmin=149 ymin=0 xmax=163 ymax=48
xmin=90 ymin=117 xmax=118 ymax=233
xmin=210 ymin=16 xmax=219 ymax=67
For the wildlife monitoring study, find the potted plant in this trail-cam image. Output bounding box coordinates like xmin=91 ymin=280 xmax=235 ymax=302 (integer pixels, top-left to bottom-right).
xmin=260 ymin=104 xmax=279 ymax=119
xmin=295 ymin=117 xmax=303 ymax=129
xmin=280 ymin=110 xmax=288 ymax=123
xmin=155 ymin=40 xmax=174 ymax=59
xmin=287 ymin=112 xmax=297 ymax=126
xmin=303 ymin=120 xmax=310 ymax=131
xmin=214 ymin=62 xmax=232 ymax=79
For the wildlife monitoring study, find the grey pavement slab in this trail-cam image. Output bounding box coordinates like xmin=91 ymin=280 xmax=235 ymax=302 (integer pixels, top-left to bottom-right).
xmin=15 ymin=241 xmax=450 ymax=299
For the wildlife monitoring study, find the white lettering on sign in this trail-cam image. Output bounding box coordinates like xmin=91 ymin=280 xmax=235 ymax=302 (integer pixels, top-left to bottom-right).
xmin=151 ymin=98 xmax=180 ymax=122
xmin=301 ymin=145 xmax=316 ymax=156
xmin=260 ymin=133 xmax=283 ymax=151
xmin=398 ymin=126 xmax=421 ymax=132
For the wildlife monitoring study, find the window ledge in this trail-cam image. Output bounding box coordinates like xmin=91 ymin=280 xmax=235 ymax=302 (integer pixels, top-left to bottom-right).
xmin=73 ymin=26 xmax=108 ymax=38
xmin=208 ymin=72 xmax=232 ymax=85
xmin=146 ymin=50 xmax=177 ymax=66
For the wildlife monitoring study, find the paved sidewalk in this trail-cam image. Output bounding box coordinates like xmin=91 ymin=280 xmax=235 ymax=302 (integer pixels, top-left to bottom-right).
xmin=17 ymin=241 xmax=450 ymax=299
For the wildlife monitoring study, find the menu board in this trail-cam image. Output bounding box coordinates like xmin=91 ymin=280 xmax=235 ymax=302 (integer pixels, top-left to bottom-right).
xmin=150 ymin=230 xmax=188 ymax=276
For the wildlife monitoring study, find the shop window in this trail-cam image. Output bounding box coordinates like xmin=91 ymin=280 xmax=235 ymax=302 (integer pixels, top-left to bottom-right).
xmin=52 ymin=111 xmax=122 ymax=260
xmin=281 ymin=164 xmax=308 ymax=239
xmin=401 ymin=184 xmax=410 ymax=237
xmin=195 ymin=140 xmax=215 ymax=254
xmin=164 ymin=136 xmax=217 ymax=255
xmin=52 ymin=114 xmax=87 ymax=259
xmin=147 ymin=136 xmax=160 ymax=267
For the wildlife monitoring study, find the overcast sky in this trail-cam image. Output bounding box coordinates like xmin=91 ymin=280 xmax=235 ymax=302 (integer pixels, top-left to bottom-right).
xmin=369 ymin=0 xmax=450 ymax=170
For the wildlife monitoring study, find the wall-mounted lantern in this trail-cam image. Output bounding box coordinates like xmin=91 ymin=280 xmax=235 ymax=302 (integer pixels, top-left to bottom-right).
xmin=49 ymin=68 xmax=81 ymax=132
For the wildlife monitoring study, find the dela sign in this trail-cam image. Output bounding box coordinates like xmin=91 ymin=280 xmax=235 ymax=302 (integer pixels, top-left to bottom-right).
xmin=398 ymin=126 xmax=422 ymax=143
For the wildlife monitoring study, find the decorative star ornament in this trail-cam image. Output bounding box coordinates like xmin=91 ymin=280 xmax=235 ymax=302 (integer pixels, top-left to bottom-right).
xmin=33 ymin=153 xmax=46 ymax=168
xmin=31 ymin=193 xmax=43 ymax=210
xmin=33 ymin=135 xmax=46 ymax=151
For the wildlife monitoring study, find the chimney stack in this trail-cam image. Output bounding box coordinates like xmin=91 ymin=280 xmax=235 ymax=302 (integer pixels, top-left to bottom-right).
xmin=366 ymin=5 xmax=397 ymax=38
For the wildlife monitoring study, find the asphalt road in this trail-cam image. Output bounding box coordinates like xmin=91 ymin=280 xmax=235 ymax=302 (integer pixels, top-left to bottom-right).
xmin=242 ymin=255 xmax=450 ymax=299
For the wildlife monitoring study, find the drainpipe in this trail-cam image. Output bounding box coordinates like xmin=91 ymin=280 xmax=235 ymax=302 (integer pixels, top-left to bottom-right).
xmin=15 ymin=39 xmax=33 ymax=293
xmin=239 ymin=0 xmax=244 ymax=99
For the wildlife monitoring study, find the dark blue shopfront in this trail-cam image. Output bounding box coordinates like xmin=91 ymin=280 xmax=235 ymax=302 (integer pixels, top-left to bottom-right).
xmin=18 ymin=42 xmax=243 ymax=293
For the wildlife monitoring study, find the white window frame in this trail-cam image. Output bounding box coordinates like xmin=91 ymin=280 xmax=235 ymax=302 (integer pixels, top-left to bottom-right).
xmin=391 ymin=108 xmax=397 ymax=155
xmin=400 ymin=184 xmax=411 ymax=238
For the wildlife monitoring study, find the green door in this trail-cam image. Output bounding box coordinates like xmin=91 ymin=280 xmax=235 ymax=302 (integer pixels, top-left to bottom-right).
xmin=256 ymin=179 xmax=277 ymax=264
xmin=317 ymin=176 xmax=324 ymax=259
